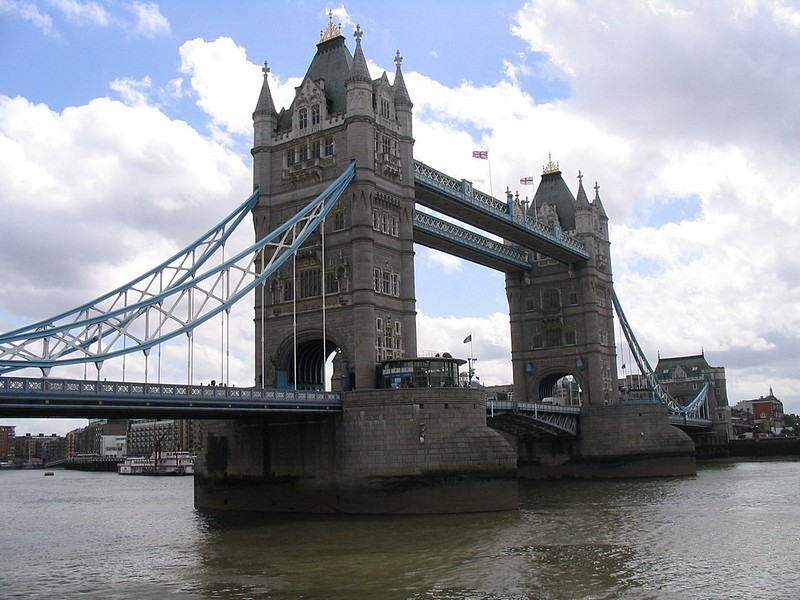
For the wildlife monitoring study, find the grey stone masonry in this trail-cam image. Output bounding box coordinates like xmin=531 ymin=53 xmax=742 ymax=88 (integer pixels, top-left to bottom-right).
xmin=340 ymin=388 xmax=518 ymax=477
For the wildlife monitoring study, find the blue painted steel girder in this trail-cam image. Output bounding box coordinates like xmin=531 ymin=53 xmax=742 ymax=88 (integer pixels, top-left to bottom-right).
xmin=413 ymin=160 xmax=589 ymax=264
xmin=412 ymin=211 xmax=531 ymax=272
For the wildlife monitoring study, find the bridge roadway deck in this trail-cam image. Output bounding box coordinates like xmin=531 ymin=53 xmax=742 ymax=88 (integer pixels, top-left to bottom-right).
xmin=413 ymin=160 xmax=590 ymax=264
xmin=0 ymin=376 xmax=341 ymax=419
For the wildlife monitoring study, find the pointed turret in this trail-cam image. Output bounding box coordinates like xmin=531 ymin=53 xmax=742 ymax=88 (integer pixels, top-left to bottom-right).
xmin=392 ymin=50 xmax=412 ymax=109
xmin=392 ymin=50 xmax=413 ymax=142
xmin=345 ymin=24 xmax=372 ymax=87
xmin=592 ymin=180 xmax=608 ymax=220
xmin=574 ymin=170 xmax=593 ymax=234
xmin=575 ymin=170 xmax=591 ymax=209
xmin=253 ymin=61 xmax=277 ymax=147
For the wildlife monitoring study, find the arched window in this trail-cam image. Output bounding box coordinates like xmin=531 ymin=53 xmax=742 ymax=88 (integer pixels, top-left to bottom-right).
xmin=542 ymin=288 xmax=560 ymax=311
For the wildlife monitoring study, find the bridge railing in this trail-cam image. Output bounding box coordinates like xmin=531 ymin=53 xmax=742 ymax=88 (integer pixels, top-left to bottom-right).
xmin=0 ymin=376 xmax=341 ymax=409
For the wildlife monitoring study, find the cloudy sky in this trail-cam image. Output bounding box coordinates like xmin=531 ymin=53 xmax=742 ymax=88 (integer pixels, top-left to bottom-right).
xmin=1 ymin=0 xmax=799 ymax=435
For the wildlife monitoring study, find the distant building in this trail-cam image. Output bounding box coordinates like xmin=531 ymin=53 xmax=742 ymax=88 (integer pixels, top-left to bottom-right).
xmin=0 ymin=425 xmax=15 ymax=460
xmin=735 ymin=389 xmax=784 ymax=435
xmin=100 ymin=435 xmax=127 ymax=458
xmin=126 ymin=419 xmax=202 ymax=456
xmin=655 ymin=353 xmax=732 ymax=438
xmin=13 ymin=433 xmax=66 ymax=464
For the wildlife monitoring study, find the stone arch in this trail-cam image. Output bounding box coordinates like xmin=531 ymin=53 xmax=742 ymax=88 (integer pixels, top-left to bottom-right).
xmin=273 ymin=330 xmax=345 ymax=391
xmin=535 ymin=367 xmax=584 ymax=406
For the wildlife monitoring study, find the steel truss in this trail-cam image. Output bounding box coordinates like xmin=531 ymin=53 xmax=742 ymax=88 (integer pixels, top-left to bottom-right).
xmin=611 ymin=288 xmax=710 ymax=418
xmin=0 ymin=161 xmax=356 ymax=375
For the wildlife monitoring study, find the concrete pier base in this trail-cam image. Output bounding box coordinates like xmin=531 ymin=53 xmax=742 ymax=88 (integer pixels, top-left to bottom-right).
xmin=194 ymin=388 xmax=518 ymax=514
xmin=511 ymin=402 xmax=697 ymax=479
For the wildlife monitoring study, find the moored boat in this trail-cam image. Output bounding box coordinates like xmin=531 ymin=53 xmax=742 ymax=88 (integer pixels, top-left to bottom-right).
xmin=117 ymin=451 xmax=195 ymax=476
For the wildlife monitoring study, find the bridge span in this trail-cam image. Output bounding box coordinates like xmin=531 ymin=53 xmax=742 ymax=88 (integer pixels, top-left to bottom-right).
xmin=0 ymin=376 xmax=339 ymax=419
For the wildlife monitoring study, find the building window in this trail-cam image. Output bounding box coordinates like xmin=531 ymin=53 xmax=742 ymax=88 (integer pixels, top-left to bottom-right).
xmin=532 ymin=334 xmax=543 ymax=349
xmin=543 ymin=288 xmax=560 ymax=311
xmin=286 ymin=148 xmax=296 ymax=167
xmin=569 ymin=292 xmax=578 ymax=305
xmin=597 ymin=286 xmax=607 ymax=307
xmin=380 ymin=98 xmax=390 ymax=118
xmin=324 ymin=136 xmax=334 ymax=156
xmin=333 ymin=210 xmax=345 ymax=231
xmin=298 ymin=107 xmax=308 ymax=130
xmin=391 ymin=216 xmax=399 ymax=237
xmin=382 ymin=270 xmax=392 ymax=295
xmin=525 ymin=296 xmax=536 ymax=311
xmin=325 ymin=271 xmax=339 ymax=294
xmin=299 ymin=268 xmax=320 ymax=299
xmin=299 ymin=144 xmax=308 ymax=162
xmin=565 ymin=330 xmax=576 ymax=345
xmin=373 ymin=268 xmax=400 ymax=297
xmin=373 ymin=210 xmax=381 ymax=231
xmin=599 ymin=328 xmax=608 ymax=345
xmin=376 ymin=317 xmax=383 ymax=332
xmin=381 ymin=212 xmax=389 ymax=233
xmin=545 ymin=327 xmax=562 ymax=348
xmin=382 ymin=135 xmax=391 ymax=156
xmin=283 ymin=280 xmax=294 ymax=302
xmin=312 ymin=140 xmax=321 ymax=159
xmin=311 ymin=104 xmax=320 ymax=126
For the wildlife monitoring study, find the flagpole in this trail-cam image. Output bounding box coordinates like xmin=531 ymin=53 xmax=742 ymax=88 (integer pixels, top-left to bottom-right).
xmin=487 ymin=155 xmax=494 ymax=199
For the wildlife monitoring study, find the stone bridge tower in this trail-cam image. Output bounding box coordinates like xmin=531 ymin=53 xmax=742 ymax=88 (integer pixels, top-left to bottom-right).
xmin=251 ymin=21 xmax=417 ymax=391
xmin=506 ymin=158 xmax=618 ymax=405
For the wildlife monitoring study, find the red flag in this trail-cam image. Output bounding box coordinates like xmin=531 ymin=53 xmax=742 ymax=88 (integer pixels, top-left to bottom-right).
xmin=472 ymin=150 xmax=488 ymax=159
xmin=519 ymin=176 xmax=534 ymax=185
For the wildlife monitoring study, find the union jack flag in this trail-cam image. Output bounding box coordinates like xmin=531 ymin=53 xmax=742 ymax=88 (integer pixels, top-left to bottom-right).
xmin=472 ymin=150 xmax=488 ymax=159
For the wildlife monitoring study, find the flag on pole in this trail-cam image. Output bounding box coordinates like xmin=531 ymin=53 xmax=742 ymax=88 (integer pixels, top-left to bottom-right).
xmin=519 ymin=176 xmax=534 ymax=185
xmin=472 ymin=150 xmax=488 ymax=159
xmin=463 ymin=334 xmax=472 ymax=343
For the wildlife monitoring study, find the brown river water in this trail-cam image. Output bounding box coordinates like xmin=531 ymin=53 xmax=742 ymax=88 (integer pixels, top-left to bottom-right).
xmin=1 ymin=460 xmax=798 ymax=599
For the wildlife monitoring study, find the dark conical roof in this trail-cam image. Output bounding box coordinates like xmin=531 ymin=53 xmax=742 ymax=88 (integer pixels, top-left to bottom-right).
xmin=276 ymin=33 xmax=353 ymax=133
xmin=253 ymin=61 xmax=277 ymax=116
xmin=532 ymin=165 xmax=576 ymax=230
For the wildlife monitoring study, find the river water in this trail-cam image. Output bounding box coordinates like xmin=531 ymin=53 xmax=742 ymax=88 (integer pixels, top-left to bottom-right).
xmin=1 ymin=460 xmax=798 ymax=599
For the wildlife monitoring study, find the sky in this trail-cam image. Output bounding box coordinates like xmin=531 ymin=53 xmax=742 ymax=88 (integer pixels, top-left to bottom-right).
xmin=1 ymin=0 xmax=799 ymax=436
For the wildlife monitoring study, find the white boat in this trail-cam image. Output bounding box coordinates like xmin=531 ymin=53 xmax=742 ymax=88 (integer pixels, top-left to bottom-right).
xmin=117 ymin=451 xmax=195 ymax=476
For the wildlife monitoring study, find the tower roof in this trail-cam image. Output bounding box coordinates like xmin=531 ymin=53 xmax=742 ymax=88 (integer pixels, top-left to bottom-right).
xmin=532 ymin=156 xmax=576 ymax=230
xmin=276 ymin=24 xmax=353 ymax=133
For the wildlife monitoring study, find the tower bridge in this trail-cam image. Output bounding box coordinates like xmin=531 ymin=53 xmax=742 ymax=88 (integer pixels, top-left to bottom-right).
xmin=0 ymin=20 xmax=730 ymax=513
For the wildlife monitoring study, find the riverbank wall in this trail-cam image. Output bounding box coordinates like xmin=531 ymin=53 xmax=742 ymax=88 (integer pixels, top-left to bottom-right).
xmin=194 ymin=388 xmax=518 ymax=515
xmin=729 ymin=437 xmax=799 ymax=457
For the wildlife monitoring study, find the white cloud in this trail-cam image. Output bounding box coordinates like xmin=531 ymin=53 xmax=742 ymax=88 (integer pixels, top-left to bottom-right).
xmin=178 ymin=37 xmax=303 ymax=144
xmin=48 ymin=0 xmax=110 ymax=27
xmin=419 ymin=247 xmax=463 ymax=275
xmin=129 ymin=1 xmax=170 ymax=37
xmin=0 ymin=0 xmax=56 ymax=35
